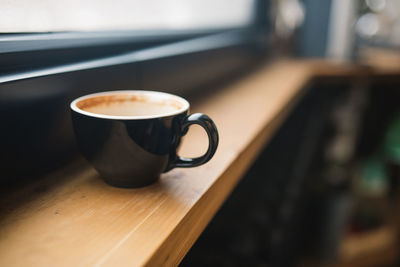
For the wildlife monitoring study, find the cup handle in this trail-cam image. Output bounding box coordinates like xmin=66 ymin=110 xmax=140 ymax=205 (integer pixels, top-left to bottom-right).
xmin=169 ymin=113 xmax=219 ymax=169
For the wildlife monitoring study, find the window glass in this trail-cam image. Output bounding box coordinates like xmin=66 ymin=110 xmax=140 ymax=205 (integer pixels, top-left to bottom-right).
xmin=0 ymin=0 xmax=255 ymax=33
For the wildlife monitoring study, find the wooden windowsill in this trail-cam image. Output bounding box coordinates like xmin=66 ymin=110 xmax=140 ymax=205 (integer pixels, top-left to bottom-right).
xmin=0 ymin=59 xmax=398 ymax=266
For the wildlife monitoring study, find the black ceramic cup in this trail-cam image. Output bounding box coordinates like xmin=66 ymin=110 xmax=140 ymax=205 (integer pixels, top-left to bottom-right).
xmin=70 ymin=90 xmax=218 ymax=188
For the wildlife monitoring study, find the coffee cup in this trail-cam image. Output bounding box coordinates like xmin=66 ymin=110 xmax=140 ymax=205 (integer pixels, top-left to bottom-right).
xmin=70 ymin=90 xmax=218 ymax=188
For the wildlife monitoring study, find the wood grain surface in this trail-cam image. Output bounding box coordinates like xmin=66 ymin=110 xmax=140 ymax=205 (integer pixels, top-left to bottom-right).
xmin=0 ymin=60 xmax=397 ymax=266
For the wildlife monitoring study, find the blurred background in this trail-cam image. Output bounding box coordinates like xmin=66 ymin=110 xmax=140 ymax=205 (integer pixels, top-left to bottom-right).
xmin=1 ymin=0 xmax=400 ymax=266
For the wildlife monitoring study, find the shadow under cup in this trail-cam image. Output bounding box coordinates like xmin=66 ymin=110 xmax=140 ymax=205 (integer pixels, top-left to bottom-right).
xmin=70 ymin=90 xmax=218 ymax=188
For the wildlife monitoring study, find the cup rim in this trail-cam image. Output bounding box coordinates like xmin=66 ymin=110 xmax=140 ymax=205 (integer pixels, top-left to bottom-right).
xmin=70 ymin=90 xmax=190 ymax=120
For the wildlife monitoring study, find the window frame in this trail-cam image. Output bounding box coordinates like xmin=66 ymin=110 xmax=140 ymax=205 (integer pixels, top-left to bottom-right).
xmin=0 ymin=0 xmax=270 ymax=179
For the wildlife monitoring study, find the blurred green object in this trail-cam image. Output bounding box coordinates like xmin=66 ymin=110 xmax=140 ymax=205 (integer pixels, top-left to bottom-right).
xmin=357 ymin=158 xmax=388 ymax=197
xmin=384 ymin=113 xmax=400 ymax=164
xmin=383 ymin=113 xmax=400 ymax=198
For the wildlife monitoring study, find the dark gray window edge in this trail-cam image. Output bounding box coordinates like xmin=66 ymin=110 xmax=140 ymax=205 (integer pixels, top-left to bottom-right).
xmin=0 ymin=29 xmax=260 ymax=84
xmin=0 ymin=28 xmax=234 ymax=54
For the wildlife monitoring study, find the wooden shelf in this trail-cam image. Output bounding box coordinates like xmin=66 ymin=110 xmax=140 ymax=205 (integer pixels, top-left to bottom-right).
xmin=0 ymin=60 xmax=398 ymax=266
xmin=338 ymin=226 xmax=398 ymax=266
